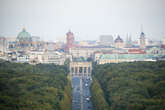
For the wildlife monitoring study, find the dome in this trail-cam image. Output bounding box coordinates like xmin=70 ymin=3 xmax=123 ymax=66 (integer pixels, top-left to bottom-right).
xmin=115 ymin=35 xmax=123 ymax=43
xmin=16 ymin=28 xmax=32 ymax=42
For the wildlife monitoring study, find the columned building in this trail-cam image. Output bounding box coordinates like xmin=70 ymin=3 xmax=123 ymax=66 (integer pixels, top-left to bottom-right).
xmin=70 ymin=61 xmax=92 ymax=77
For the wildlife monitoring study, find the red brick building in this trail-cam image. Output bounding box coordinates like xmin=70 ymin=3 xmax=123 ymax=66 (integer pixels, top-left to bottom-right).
xmin=64 ymin=30 xmax=75 ymax=52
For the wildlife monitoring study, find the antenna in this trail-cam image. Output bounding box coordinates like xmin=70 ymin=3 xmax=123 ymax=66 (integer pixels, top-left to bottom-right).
xmin=140 ymin=24 xmax=143 ymax=32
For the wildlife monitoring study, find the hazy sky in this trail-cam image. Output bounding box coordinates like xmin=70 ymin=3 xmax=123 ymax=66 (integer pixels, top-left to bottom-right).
xmin=0 ymin=0 xmax=165 ymax=41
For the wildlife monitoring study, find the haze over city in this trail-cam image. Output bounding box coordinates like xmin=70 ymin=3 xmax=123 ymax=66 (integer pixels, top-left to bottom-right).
xmin=0 ymin=0 xmax=165 ymax=41
xmin=1 ymin=0 xmax=165 ymax=110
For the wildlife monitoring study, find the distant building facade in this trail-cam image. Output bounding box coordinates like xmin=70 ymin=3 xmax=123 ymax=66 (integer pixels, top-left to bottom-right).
xmin=161 ymin=37 xmax=165 ymax=49
xmin=97 ymin=54 xmax=164 ymax=64
xmin=163 ymin=37 xmax=165 ymax=45
xmin=15 ymin=51 xmax=66 ymax=65
xmin=42 ymin=51 xmax=65 ymax=65
xmin=99 ymin=35 xmax=113 ymax=46
xmin=31 ymin=36 xmax=42 ymax=50
xmin=0 ymin=37 xmax=7 ymax=56
xmin=69 ymin=46 xmax=113 ymax=59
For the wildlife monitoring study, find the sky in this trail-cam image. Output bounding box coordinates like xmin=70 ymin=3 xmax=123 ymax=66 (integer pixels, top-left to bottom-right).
xmin=0 ymin=0 xmax=165 ymax=42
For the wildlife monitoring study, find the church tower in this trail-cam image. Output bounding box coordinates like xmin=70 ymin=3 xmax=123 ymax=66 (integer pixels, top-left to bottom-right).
xmin=65 ymin=30 xmax=75 ymax=52
xmin=66 ymin=30 xmax=74 ymax=47
xmin=139 ymin=32 xmax=146 ymax=49
xmin=114 ymin=35 xmax=124 ymax=48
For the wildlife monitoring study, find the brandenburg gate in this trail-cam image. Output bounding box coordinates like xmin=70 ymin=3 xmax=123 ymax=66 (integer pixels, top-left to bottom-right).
xmin=70 ymin=61 xmax=92 ymax=77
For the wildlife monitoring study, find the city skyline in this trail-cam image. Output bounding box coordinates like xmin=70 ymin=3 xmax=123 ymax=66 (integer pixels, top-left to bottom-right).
xmin=0 ymin=0 xmax=165 ymax=41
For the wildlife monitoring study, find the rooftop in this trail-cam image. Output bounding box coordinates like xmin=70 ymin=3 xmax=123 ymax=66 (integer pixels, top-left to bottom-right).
xmin=72 ymin=57 xmax=86 ymax=62
xmin=115 ymin=35 xmax=123 ymax=43
xmin=99 ymin=54 xmax=164 ymax=60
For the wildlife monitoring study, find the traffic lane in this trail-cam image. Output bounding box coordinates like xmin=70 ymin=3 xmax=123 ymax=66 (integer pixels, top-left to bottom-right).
xmin=86 ymin=80 xmax=93 ymax=110
xmin=83 ymin=89 xmax=88 ymax=110
xmin=72 ymin=76 xmax=93 ymax=110
xmin=82 ymin=78 xmax=93 ymax=110
xmin=72 ymin=77 xmax=81 ymax=110
xmin=72 ymin=95 xmax=80 ymax=110
xmin=72 ymin=93 xmax=80 ymax=108
xmin=82 ymin=78 xmax=86 ymax=110
xmin=84 ymin=87 xmax=90 ymax=108
xmin=86 ymin=78 xmax=93 ymax=110
xmin=72 ymin=77 xmax=80 ymax=86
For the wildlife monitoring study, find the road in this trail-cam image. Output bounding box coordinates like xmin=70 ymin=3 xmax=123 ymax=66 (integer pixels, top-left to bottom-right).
xmin=72 ymin=77 xmax=81 ymax=110
xmin=71 ymin=76 xmax=93 ymax=110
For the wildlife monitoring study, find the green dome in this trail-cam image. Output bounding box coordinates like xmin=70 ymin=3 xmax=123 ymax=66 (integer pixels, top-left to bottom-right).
xmin=16 ymin=28 xmax=32 ymax=42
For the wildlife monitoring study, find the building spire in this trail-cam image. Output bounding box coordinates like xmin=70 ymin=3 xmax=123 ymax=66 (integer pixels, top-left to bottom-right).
xmin=140 ymin=24 xmax=143 ymax=32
